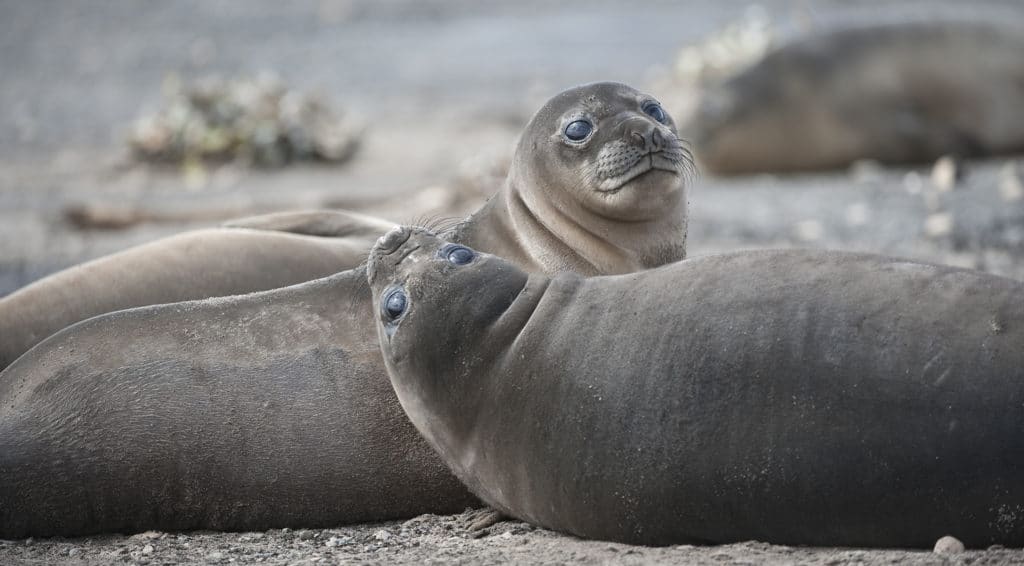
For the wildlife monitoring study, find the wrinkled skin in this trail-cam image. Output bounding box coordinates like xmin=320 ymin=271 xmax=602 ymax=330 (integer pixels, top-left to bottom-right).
xmin=0 ymin=82 xmax=692 ymax=538
xmin=370 ymin=226 xmax=1024 ymax=548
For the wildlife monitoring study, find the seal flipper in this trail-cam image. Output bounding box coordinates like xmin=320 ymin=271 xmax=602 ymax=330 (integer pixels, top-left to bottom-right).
xmin=222 ymin=210 xmax=396 ymax=238
xmin=461 ymin=507 xmax=510 ymax=532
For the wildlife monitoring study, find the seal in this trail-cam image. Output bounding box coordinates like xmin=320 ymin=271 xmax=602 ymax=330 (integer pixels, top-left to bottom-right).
xmin=0 ymin=209 xmax=397 ymax=369
xmin=684 ymin=20 xmax=1024 ymax=174
xmin=368 ymin=226 xmax=1024 ymax=548
xmin=0 ymin=82 xmax=693 ymax=537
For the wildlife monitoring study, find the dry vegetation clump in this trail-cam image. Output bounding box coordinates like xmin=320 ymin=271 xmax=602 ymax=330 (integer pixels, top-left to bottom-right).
xmin=129 ymin=74 xmax=361 ymax=168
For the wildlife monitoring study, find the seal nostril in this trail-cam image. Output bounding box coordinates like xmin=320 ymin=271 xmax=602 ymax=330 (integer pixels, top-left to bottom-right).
xmin=376 ymin=226 xmax=412 ymax=255
xmin=651 ymin=128 xmax=664 ymax=151
xmin=630 ymin=131 xmax=646 ymax=148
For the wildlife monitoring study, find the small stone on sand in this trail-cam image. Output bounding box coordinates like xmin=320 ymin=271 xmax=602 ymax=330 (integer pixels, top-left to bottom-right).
xmin=933 ymin=535 xmax=965 ymax=554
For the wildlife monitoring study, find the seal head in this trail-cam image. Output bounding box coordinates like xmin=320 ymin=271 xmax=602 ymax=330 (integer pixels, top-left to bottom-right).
xmin=515 ymin=81 xmax=693 ymax=221
xmin=367 ymin=226 xmax=529 ymax=451
xmin=456 ymin=81 xmax=693 ymax=275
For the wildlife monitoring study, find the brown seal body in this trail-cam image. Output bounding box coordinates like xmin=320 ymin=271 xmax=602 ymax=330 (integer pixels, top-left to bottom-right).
xmin=0 ymin=209 xmax=397 ymax=369
xmin=0 ymin=82 xmax=691 ymax=537
xmin=686 ymin=20 xmax=1024 ymax=174
xmin=368 ymin=226 xmax=1024 ymax=548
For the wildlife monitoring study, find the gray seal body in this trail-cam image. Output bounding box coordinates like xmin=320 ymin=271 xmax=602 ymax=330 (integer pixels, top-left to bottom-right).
xmin=368 ymin=227 xmax=1024 ymax=548
xmin=686 ymin=20 xmax=1024 ymax=174
xmin=0 ymin=209 xmax=398 ymax=370
xmin=0 ymin=82 xmax=691 ymax=537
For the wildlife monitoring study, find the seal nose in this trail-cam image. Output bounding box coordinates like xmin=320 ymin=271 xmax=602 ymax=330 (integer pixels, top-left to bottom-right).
xmin=627 ymin=122 xmax=664 ymax=153
xmin=376 ymin=225 xmax=412 ymax=255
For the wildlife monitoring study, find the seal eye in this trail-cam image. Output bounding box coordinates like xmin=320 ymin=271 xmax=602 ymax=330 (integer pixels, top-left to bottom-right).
xmin=642 ymin=102 xmax=667 ymax=124
xmin=440 ymin=244 xmax=475 ymax=266
xmin=382 ymin=288 xmax=408 ymax=321
xmin=564 ymin=120 xmax=593 ymax=142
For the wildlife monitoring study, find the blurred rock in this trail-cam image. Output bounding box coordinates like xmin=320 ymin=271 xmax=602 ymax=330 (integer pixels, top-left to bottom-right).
xmin=683 ymin=20 xmax=1024 ymax=175
xmin=999 ymin=162 xmax=1024 ymax=203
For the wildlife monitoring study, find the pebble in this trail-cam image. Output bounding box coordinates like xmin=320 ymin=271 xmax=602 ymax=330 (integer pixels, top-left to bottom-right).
xmin=297 ymin=529 xmax=315 ymax=541
xmin=924 ymin=213 xmax=954 ymax=238
xmin=131 ymin=530 xmax=164 ymax=541
xmin=141 ymin=544 xmax=154 ymax=555
xmin=934 ymin=535 xmax=965 ymax=554
xmin=844 ymin=202 xmax=870 ymax=227
xmin=930 ymin=155 xmax=960 ymax=192
xmin=207 ymin=550 xmax=224 ymax=562
xmin=849 ymin=159 xmax=884 ymax=184
xmin=999 ymin=162 xmax=1024 ymax=202
xmin=374 ymin=529 xmax=392 ymax=542
xmin=325 ymin=536 xmax=353 ymax=548
xmin=793 ymin=219 xmax=824 ymax=242
xmin=903 ymin=171 xmax=924 ymax=194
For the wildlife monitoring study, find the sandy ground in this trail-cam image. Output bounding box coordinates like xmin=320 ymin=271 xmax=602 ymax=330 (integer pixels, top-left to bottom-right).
xmin=4 ymin=1 xmax=1024 ymax=564
xmin=4 ymin=509 xmax=1024 ymax=566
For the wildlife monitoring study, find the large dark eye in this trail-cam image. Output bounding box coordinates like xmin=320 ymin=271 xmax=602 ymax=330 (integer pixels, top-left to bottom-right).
xmin=382 ymin=288 xmax=408 ymax=321
xmin=440 ymin=244 xmax=475 ymax=265
xmin=642 ymin=102 xmax=667 ymax=124
xmin=564 ymin=120 xmax=593 ymax=142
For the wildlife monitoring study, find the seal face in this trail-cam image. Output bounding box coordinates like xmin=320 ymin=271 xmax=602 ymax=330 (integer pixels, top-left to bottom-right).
xmin=525 ymin=82 xmax=694 ymax=222
xmin=369 ymin=225 xmax=1024 ymax=548
xmin=368 ymin=226 xmax=525 ymax=350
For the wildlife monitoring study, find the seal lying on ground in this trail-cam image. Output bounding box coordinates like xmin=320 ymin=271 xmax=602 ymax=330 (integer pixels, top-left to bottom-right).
xmin=0 ymin=209 xmax=397 ymax=369
xmin=0 ymin=82 xmax=692 ymax=537
xmin=684 ymin=20 xmax=1024 ymax=174
xmin=367 ymin=225 xmax=1024 ymax=548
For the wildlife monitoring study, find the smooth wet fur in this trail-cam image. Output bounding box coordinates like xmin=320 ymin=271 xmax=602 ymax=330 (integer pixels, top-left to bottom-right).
xmin=369 ymin=227 xmax=1024 ymax=548
xmin=0 ymin=209 xmax=398 ymax=370
xmin=0 ymin=82 xmax=692 ymax=537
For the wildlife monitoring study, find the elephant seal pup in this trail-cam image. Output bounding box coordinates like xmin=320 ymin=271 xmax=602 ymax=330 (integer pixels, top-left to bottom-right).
xmin=0 ymin=82 xmax=692 ymax=537
xmin=368 ymin=226 xmax=1024 ymax=548
xmin=0 ymin=209 xmax=397 ymax=370
xmin=685 ymin=20 xmax=1024 ymax=174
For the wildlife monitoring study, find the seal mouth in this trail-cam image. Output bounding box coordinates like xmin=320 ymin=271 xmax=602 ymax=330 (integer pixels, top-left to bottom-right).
xmin=596 ymin=150 xmax=688 ymax=194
